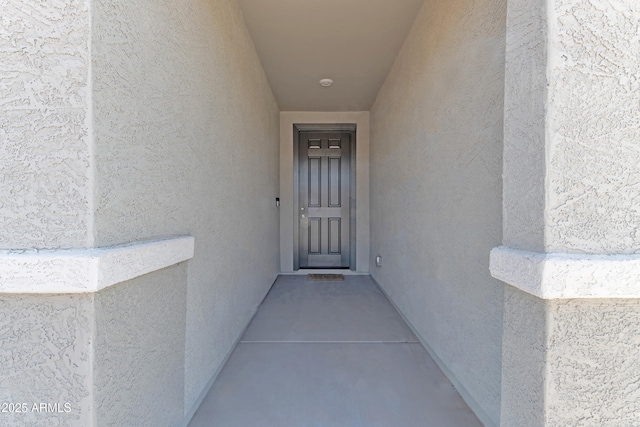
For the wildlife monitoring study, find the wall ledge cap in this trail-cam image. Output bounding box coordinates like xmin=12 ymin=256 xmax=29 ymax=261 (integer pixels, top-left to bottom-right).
xmin=0 ymin=236 xmax=194 ymax=294
xmin=490 ymin=246 xmax=640 ymax=299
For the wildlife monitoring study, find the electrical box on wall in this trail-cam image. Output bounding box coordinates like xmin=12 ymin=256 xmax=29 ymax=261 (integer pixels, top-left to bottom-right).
xmin=375 ymin=255 xmax=382 ymax=267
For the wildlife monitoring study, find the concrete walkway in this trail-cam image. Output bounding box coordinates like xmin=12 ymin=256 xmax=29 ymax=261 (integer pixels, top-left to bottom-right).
xmin=188 ymin=275 xmax=482 ymax=427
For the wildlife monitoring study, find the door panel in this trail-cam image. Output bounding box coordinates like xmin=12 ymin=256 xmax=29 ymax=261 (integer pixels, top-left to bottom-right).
xmin=328 ymin=157 xmax=341 ymax=207
xmin=299 ymin=132 xmax=350 ymax=268
xmin=308 ymin=157 xmax=321 ymax=207
xmin=328 ymin=217 xmax=341 ymax=254
xmin=308 ymin=217 xmax=321 ymax=254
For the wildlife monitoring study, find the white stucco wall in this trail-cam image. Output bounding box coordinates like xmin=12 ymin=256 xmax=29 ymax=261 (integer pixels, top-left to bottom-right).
xmin=0 ymin=294 xmax=94 ymax=427
xmin=2 ymin=0 xmax=277 ymax=424
xmin=500 ymin=286 xmax=547 ymax=427
xmin=90 ymin=0 xmax=280 ymax=415
xmin=502 ymin=286 xmax=640 ymax=427
xmin=498 ymin=1 xmax=640 ymax=424
xmin=504 ymin=0 xmax=640 ymax=255
xmin=0 ymin=261 xmax=190 ymax=427
xmin=545 ymin=0 xmax=640 ymax=254
xmin=502 ymin=0 xmax=547 ymax=252
xmin=369 ymin=0 xmax=506 ymax=425
xmin=94 ymin=264 xmax=188 ymax=427
xmin=546 ymin=298 xmax=640 ymax=426
xmin=0 ymin=3 xmax=94 ymax=425
xmin=0 ymin=0 xmax=93 ymax=249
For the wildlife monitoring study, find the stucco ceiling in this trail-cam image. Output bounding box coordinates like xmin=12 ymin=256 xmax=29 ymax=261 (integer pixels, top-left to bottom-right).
xmin=238 ymin=0 xmax=425 ymax=111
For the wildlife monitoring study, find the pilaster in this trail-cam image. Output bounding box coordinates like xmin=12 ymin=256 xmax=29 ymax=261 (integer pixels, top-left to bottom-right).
xmin=496 ymin=0 xmax=640 ymax=425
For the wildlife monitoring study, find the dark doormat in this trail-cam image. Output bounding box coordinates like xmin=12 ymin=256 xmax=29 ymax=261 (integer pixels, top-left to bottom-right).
xmin=307 ymin=274 xmax=345 ymax=281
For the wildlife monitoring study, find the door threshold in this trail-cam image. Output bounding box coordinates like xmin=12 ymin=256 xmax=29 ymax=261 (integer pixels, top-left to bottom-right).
xmin=281 ymin=269 xmax=368 ymax=276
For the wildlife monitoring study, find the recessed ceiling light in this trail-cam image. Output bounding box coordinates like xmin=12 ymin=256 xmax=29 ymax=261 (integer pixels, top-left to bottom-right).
xmin=319 ymin=78 xmax=333 ymax=87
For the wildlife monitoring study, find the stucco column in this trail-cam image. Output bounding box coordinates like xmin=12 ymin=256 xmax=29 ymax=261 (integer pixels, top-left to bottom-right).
xmin=0 ymin=3 xmax=194 ymax=426
xmin=0 ymin=2 xmax=95 ymax=426
xmin=493 ymin=0 xmax=640 ymax=425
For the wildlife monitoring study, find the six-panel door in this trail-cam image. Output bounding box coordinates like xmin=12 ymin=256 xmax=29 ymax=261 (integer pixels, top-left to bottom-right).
xmin=299 ymin=132 xmax=350 ymax=268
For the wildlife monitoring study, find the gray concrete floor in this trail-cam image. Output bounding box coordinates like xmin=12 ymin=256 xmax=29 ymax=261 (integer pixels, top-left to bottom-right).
xmin=188 ymin=275 xmax=482 ymax=427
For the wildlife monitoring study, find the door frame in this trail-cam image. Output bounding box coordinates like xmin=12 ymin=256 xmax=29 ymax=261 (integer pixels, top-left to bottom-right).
xmin=293 ymin=124 xmax=356 ymax=270
xmin=279 ymin=112 xmax=369 ymax=274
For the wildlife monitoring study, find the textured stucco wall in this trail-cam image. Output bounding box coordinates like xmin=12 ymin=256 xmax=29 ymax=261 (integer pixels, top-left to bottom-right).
xmin=501 ymin=287 xmax=640 ymax=427
xmin=0 ymin=0 xmax=92 ymax=249
xmin=2 ymin=0 xmax=278 ymax=423
xmin=504 ymin=0 xmax=640 ymax=254
xmin=0 ymin=294 xmax=94 ymax=427
xmin=499 ymin=2 xmax=640 ymax=424
xmin=0 ymin=264 xmax=189 ymax=427
xmin=369 ymin=0 xmax=506 ymax=425
xmin=500 ymin=286 xmax=547 ymax=427
xmin=546 ymin=298 xmax=640 ymax=426
xmin=94 ymin=264 xmax=187 ymax=427
xmin=502 ymin=0 xmax=547 ymax=252
xmin=90 ymin=0 xmax=280 ymax=413
xmin=545 ymin=0 xmax=640 ymax=254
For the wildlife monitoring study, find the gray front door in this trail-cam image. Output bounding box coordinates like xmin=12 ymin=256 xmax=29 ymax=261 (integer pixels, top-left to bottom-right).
xmin=299 ymin=131 xmax=350 ymax=268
